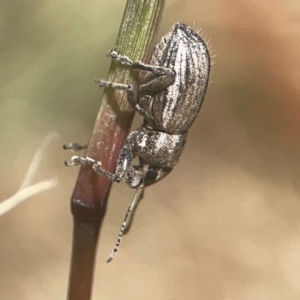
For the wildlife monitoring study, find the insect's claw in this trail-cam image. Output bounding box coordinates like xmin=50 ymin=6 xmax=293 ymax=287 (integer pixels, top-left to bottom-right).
xmin=64 ymin=156 xmax=81 ymax=166
xmin=106 ymin=254 xmax=114 ymax=263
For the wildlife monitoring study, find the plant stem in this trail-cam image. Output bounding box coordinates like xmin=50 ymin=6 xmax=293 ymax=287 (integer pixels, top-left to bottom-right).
xmin=67 ymin=1 xmax=165 ymax=299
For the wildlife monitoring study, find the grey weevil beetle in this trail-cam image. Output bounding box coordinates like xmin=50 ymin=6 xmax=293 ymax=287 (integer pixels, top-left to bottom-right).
xmin=64 ymin=23 xmax=211 ymax=262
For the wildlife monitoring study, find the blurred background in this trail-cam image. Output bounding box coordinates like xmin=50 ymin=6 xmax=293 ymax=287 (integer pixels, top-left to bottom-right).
xmin=1 ymin=0 xmax=300 ymax=299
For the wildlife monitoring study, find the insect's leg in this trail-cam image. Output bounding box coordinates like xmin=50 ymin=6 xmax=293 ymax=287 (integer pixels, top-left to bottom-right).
xmin=65 ymin=156 xmax=120 ymax=181
xmin=108 ymin=50 xmax=174 ymax=77
xmin=113 ymin=130 xmax=140 ymax=182
xmin=94 ymin=78 xmax=146 ymax=119
xmin=63 ymin=143 xmax=87 ymax=152
xmin=94 ymin=79 xmax=131 ymax=92
xmin=64 ymin=131 xmax=140 ymax=183
xmin=107 ymin=51 xmax=176 ymax=96
xmin=94 ymin=79 xmax=144 ymax=118
xmin=138 ymin=73 xmax=175 ymax=96
xmin=137 ymin=71 xmax=175 ymax=116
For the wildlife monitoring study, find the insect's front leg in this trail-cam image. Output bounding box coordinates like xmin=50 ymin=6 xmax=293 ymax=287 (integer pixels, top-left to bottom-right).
xmin=64 ymin=131 xmax=144 ymax=186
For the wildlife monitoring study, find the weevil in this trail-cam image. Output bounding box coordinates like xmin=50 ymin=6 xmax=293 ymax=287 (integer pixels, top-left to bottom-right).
xmin=64 ymin=23 xmax=211 ymax=262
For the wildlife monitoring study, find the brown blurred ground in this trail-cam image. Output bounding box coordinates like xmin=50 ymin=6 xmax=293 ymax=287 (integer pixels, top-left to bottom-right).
xmin=1 ymin=0 xmax=300 ymax=299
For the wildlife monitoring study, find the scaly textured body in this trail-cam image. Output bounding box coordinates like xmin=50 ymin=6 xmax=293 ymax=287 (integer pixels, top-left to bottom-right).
xmin=141 ymin=23 xmax=210 ymax=133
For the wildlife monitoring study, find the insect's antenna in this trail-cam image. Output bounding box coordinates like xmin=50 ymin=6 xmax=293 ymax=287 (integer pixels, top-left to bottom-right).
xmin=123 ymin=186 xmax=144 ymax=234
xmin=106 ymin=186 xmax=144 ymax=263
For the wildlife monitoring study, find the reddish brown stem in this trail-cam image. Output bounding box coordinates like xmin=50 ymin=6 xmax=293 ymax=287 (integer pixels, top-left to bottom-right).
xmin=67 ymin=1 xmax=165 ymax=299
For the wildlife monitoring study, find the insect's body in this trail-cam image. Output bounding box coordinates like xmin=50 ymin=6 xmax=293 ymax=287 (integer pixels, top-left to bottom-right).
xmin=65 ymin=23 xmax=211 ymax=262
xmin=142 ymin=23 xmax=210 ymax=134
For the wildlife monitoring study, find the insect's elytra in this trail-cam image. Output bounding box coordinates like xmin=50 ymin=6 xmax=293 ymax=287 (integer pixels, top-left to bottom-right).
xmin=64 ymin=23 xmax=211 ymax=262
xmin=149 ymin=22 xmax=210 ymax=134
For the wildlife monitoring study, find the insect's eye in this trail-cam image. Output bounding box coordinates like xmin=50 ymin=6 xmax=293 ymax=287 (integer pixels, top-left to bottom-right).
xmin=146 ymin=169 xmax=158 ymax=181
